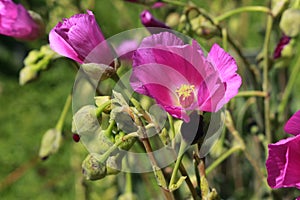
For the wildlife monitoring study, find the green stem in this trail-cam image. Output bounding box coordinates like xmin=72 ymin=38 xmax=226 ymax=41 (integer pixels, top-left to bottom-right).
xmin=215 ymin=6 xmax=271 ymax=24
xmin=55 ymin=94 xmax=72 ymax=131
xmin=278 ymin=51 xmax=300 ymax=119
xmin=96 ymin=100 xmax=111 ymax=117
xmin=168 ymin=141 xmax=187 ymax=188
xmin=125 ymin=172 xmax=132 ymax=194
xmin=168 ymin=114 xmax=176 ymax=140
xmin=206 ymin=146 xmax=242 ymax=174
xmin=161 ymin=0 xmax=187 ymax=7
xmin=99 ymin=132 xmax=138 ymax=163
xmin=222 ymin=28 xmax=228 ymax=51
xmin=178 ymin=163 xmax=198 ymax=199
xmin=235 ymin=91 xmax=268 ymax=97
xmin=262 ymin=15 xmax=273 ymax=144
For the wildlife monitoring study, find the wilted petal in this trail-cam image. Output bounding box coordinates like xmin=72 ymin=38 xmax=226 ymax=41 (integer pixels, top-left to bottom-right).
xmin=284 ymin=110 xmax=300 ymax=136
xmin=266 ymin=134 xmax=300 ymax=189
xmin=207 ymin=44 xmax=242 ymax=102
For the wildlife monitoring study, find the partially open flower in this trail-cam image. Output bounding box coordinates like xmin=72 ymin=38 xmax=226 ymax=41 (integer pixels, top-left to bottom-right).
xmin=49 ymin=10 xmax=112 ymax=64
xmin=266 ymin=110 xmax=300 ymax=191
xmin=0 ymin=0 xmax=42 ymax=40
xmin=130 ymin=32 xmax=241 ymax=122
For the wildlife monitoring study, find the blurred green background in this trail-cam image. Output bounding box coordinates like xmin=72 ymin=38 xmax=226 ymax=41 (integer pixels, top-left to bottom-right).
xmin=1 ymin=0 xmax=300 ymax=199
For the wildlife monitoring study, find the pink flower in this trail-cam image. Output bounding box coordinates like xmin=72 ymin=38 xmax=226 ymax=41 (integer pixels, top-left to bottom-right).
xmin=49 ymin=10 xmax=111 ymax=64
xmin=130 ymin=32 xmax=242 ymax=122
xmin=0 ymin=0 xmax=41 ymax=40
xmin=266 ymin=110 xmax=300 ymax=192
xmin=140 ymin=10 xmax=170 ymax=29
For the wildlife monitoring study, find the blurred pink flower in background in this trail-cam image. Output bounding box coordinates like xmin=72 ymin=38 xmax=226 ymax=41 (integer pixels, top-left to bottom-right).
xmin=140 ymin=10 xmax=170 ymax=29
xmin=266 ymin=110 xmax=300 ymax=194
xmin=49 ymin=10 xmax=112 ymax=64
xmin=0 ymin=0 xmax=41 ymax=40
xmin=130 ymin=32 xmax=241 ymax=122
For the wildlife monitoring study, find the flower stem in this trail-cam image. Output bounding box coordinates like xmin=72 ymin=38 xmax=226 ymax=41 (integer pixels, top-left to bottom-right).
xmin=168 ymin=141 xmax=187 ymax=188
xmin=96 ymin=100 xmax=111 ymax=117
xmin=215 ymin=6 xmax=271 ymax=24
xmin=235 ymin=91 xmax=268 ymax=97
xmin=168 ymin=114 xmax=175 ymax=140
xmin=161 ymin=0 xmax=187 ymax=7
xmin=125 ymin=172 xmax=132 ymax=194
xmin=55 ymin=94 xmax=72 ymax=132
xmin=178 ymin=163 xmax=198 ymax=199
xmin=262 ymin=15 xmax=273 ymax=144
xmin=206 ymin=146 xmax=242 ymax=175
xmin=278 ymin=47 xmax=300 ymax=120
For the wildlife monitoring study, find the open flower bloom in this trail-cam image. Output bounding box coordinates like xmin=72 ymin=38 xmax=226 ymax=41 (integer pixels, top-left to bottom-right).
xmin=0 ymin=0 xmax=41 ymax=40
xmin=130 ymin=32 xmax=242 ymax=122
xmin=266 ymin=110 xmax=300 ymax=191
xmin=49 ymin=10 xmax=112 ymax=64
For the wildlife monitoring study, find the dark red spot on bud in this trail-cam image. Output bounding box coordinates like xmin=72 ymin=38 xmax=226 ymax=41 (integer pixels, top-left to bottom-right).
xmin=73 ymin=133 xmax=80 ymax=142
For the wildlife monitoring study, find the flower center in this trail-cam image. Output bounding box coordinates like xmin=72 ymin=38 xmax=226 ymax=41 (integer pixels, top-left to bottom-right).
xmin=175 ymin=84 xmax=195 ymax=108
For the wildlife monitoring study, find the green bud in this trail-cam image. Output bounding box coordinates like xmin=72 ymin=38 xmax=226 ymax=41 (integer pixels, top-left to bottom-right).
xmin=81 ymin=63 xmax=115 ymax=81
xmin=72 ymin=105 xmax=99 ymax=134
xmin=106 ymin=155 xmax=121 ymax=175
xmin=115 ymin=132 xmax=136 ymax=151
xmin=111 ymin=107 xmax=138 ymax=133
xmin=280 ymin=8 xmax=300 ymax=37
xmin=281 ymin=38 xmax=295 ymax=58
xmin=20 ymin=45 xmax=57 ymax=85
xmin=82 ymin=153 xmax=107 ymax=180
xmin=39 ymin=128 xmax=62 ymax=160
xmin=118 ymin=193 xmax=138 ymax=200
xmin=166 ymin=12 xmax=180 ymax=27
xmin=272 ymin=0 xmax=289 ymax=17
xmin=19 ymin=66 xmax=38 ymax=85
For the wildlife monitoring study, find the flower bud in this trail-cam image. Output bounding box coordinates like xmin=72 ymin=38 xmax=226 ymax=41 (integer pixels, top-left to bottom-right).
xmin=115 ymin=131 xmax=137 ymax=151
xmin=81 ymin=63 xmax=115 ymax=81
xmin=82 ymin=153 xmax=107 ymax=180
xmin=19 ymin=66 xmax=38 ymax=86
xmin=166 ymin=13 xmax=180 ymax=28
xmin=106 ymin=155 xmax=122 ymax=175
xmin=273 ymin=35 xmax=291 ymax=59
xmin=20 ymin=45 xmax=57 ymax=85
xmin=39 ymin=128 xmax=62 ymax=160
xmin=111 ymin=107 xmax=138 ymax=133
xmin=0 ymin=0 xmax=43 ymax=40
xmin=280 ymin=8 xmax=300 ymax=37
xmin=140 ymin=10 xmax=170 ymax=33
xmin=72 ymin=105 xmax=99 ymax=134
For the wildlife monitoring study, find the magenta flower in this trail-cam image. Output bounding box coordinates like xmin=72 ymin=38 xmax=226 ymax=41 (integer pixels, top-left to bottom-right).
xmin=0 ymin=0 xmax=41 ymax=40
xmin=130 ymin=32 xmax=242 ymax=122
xmin=49 ymin=10 xmax=111 ymax=64
xmin=140 ymin=10 xmax=170 ymax=29
xmin=266 ymin=110 xmax=300 ymax=192
xmin=273 ymin=35 xmax=291 ymax=59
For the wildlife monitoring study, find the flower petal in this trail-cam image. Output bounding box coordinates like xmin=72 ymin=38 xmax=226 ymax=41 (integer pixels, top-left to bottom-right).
xmin=49 ymin=27 xmax=82 ymax=63
xmin=207 ymin=44 xmax=242 ymax=102
xmin=284 ymin=110 xmax=300 ymax=136
xmin=266 ymin=134 xmax=300 ymax=189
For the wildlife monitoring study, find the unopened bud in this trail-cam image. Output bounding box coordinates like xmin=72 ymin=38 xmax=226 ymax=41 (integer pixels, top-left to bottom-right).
xmin=39 ymin=128 xmax=62 ymax=160
xmin=115 ymin=132 xmax=136 ymax=151
xmin=19 ymin=67 xmax=38 ymax=85
xmin=82 ymin=153 xmax=107 ymax=180
xmin=280 ymin=8 xmax=300 ymax=37
xmin=72 ymin=105 xmax=99 ymax=134
xmin=81 ymin=63 xmax=115 ymax=81
xmin=106 ymin=155 xmax=122 ymax=175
